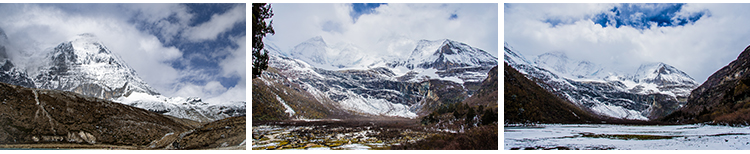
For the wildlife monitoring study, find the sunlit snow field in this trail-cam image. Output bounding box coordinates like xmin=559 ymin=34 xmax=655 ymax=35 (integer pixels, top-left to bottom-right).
xmin=504 ymin=124 xmax=750 ymax=150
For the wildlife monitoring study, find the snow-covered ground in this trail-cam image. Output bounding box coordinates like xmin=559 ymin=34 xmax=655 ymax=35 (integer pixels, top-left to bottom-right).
xmin=504 ymin=124 xmax=750 ymax=150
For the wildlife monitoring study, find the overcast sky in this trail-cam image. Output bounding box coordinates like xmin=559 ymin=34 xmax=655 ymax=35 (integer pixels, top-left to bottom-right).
xmin=0 ymin=3 xmax=245 ymax=103
xmin=265 ymin=3 xmax=499 ymax=59
xmin=505 ymin=3 xmax=750 ymax=83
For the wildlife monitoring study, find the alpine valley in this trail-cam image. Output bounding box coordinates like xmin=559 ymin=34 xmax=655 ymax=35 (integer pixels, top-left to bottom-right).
xmin=0 ymin=29 xmax=245 ymax=149
xmin=504 ymin=42 xmax=698 ymax=121
xmin=252 ymin=37 xmax=499 ymax=150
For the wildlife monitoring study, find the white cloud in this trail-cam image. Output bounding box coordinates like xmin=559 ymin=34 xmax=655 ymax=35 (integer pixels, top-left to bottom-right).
xmin=505 ymin=3 xmax=750 ymax=83
xmin=173 ymin=81 xmax=227 ymax=99
xmin=265 ymin=3 xmax=499 ymax=60
xmin=183 ymin=4 xmax=245 ymax=42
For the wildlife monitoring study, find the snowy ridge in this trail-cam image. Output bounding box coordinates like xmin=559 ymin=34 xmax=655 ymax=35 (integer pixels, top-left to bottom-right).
xmin=504 ymin=42 xmax=697 ymax=120
xmin=404 ymin=39 xmax=497 ymax=70
xmin=114 ymin=92 xmax=245 ymax=123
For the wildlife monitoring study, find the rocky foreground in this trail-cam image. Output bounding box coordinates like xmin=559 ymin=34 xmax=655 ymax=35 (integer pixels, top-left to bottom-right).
xmin=252 ymin=119 xmax=442 ymax=150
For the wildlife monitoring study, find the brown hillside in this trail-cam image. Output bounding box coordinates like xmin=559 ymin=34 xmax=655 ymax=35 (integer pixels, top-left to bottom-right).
xmin=175 ymin=116 xmax=245 ymax=149
xmin=0 ymin=82 xmax=189 ymax=147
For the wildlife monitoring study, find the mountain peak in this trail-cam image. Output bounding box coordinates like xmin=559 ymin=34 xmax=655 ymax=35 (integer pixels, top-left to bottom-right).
xmin=304 ymin=36 xmax=327 ymax=46
xmin=633 ymin=62 xmax=696 ymax=89
xmin=34 ymin=34 xmax=160 ymax=99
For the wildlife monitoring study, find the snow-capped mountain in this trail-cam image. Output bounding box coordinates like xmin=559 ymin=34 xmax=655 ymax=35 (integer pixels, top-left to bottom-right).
xmin=0 ymin=33 xmax=244 ymax=123
xmin=400 ymin=39 xmax=497 ymax=70
xmin=504 ymin=42 xmax=697 ymax=120
xmin=33 ymin=33 xmax=159 ymax=100
xmin=256 ymin=38 xmax=498 ymax=119
xmin=629 ymin=62 xmax=697 ymax=97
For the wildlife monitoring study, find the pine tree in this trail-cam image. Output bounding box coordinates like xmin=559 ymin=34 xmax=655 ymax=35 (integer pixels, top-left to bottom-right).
xmin=466 ymin=107 xmax=476 ymax=126
xmin=252 ymin=3 xmax=275 ymax=79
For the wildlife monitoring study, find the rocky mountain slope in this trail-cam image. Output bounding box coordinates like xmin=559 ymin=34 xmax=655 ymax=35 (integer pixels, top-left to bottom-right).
xmin=661 ymin=45 xmax=750 ymax=125
xmin=174 ymin=116 xmax=246 ymax=149
xmin=504 ymin=42 xmax=697 ymax=120
xmin=253 ymin=38 xmax=497 ymax=120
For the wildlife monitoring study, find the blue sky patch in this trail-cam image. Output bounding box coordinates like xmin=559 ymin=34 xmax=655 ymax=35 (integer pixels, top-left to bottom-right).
xmin=590 ymin=3 xmax=707 ymax=30
xmin=350 ymin=3 xmax=386 ymax=22
xmin=134 ymin=3 xmax=245 ymax=89
xmin=540 ymin=3 xmax=708 ymax=30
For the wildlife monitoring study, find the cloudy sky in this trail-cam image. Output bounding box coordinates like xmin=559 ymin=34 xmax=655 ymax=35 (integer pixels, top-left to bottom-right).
xmin=265 ymin=3 xmax=499 ymax=59
xmin=0 ymin=3 xmax=246 ymax=103
xmin=505 ymin=3 xmax=750 ymax=83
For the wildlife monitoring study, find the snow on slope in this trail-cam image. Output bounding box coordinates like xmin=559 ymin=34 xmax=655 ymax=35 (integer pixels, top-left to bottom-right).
xmin=267 ymin=54 xmax=419 ymax=118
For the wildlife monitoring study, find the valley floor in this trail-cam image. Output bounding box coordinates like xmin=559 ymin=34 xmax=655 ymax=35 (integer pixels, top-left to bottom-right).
xmin=504 ymin=124 xmax=750 ymax=150
xmin=251 ymin=118 xmax=446 ymax=150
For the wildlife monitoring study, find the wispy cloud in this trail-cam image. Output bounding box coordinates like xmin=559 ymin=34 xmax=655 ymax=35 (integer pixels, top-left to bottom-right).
xmin=182 ymin=4 xmax=245 ymax=42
